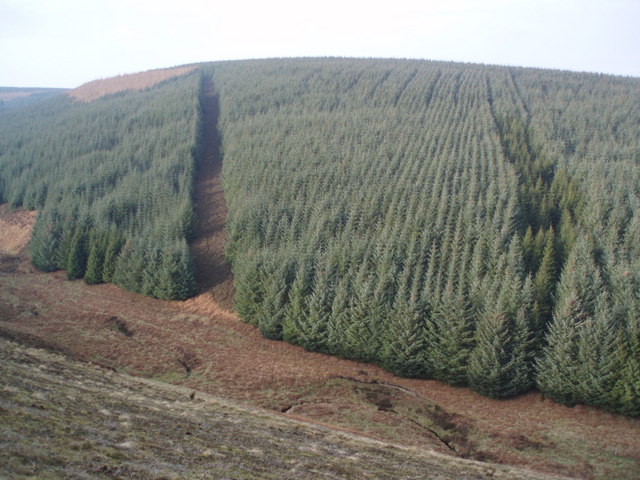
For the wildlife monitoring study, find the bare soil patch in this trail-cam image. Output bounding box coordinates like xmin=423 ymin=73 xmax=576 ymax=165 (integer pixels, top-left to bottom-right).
xmin=67 ymin=66 xmax=196 ymax=102
xmin=0 ymin=205 xmax=37 ymax=256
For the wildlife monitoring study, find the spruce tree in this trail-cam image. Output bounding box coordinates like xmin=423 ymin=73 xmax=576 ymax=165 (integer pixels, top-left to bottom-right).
xmin=84 ymin=230 xmax=106 ymax=284
xmin=535 ymin=237 xmax=605 ymax=405
xmin=532 ymin=227 xmax=557 ymax=341
xmin=112 ymin=240 xmax=145 ymax=293
xmin=522 ymin=226 xmax=536 ymax=272
xmin=282 ymin=266 xmax=311 ymax=347
xmin=30 ymin=213 xmax=61 ymax=272
xmin=253 ymin=257 xmax=293 ymax=340
xmin=573 ymin=297 xmax=620 ymax=408
xmin=232 ymin=253 xmax=265 ymax=326
xmin=287 ymin=262 xmax=333 ymax=352
xmin=610 ymin=331 xmax=640 ymax=416
xmin=535 ymin=288 xmax=584 ymax=405
xmin=382 ymin=299 xmax=430 ymax=378
xmin=66 ymin=227 xmax=89 ymax=280
xmin=56 ymin=222 xmax=76 ymax=271
xmin=142 ymin=245 xmax=164 ymax=297
xmin=102 ymin=227 xmax=124 ymax=283
xmin=607 ymin=268 xmax=640 ymax=415
xmin=173 ymin=240 xmax=198 ymax=300
xmin=153 ymin=240 xmax=198 ymax=300
xmin=426 ymin=282 xmax=475 ymax=386
xmin=325 ymin=275 xmax=352 ymax=356
xmin=340 ymin=272 xmax=386 ymax=363
xmin=468 ymin=240 xmax=534 ymax=397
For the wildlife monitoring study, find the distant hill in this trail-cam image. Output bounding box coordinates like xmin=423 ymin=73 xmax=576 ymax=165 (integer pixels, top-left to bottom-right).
xmin=0 ymin=87 xmax=66 ymax=111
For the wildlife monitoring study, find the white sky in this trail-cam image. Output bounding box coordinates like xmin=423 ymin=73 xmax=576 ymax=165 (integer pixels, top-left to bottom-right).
xmin=1 ymin=0 xmax=639 ymax=88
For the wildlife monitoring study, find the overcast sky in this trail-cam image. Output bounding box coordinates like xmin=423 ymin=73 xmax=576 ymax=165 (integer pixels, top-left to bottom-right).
xmin=1 ymin=0 xmax=639 ymax=88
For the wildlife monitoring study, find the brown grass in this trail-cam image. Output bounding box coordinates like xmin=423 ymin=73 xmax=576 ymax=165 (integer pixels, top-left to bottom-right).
xmin=67 ymin=66 xmax=197 ymax=102
xmin=1 ymin=337 xmax=566 ymax=480
xmin=0 ymin=205 xmax=638 ymax=480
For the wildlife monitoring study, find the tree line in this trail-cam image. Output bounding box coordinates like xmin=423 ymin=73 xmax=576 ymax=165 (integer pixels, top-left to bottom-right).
xmin=1 ymin=59 xmax=637 ymax=415
xmin=0 ymin=71 xmax=202 ymax=299
xmin=211 ymin=58 xmax=639 ymax=415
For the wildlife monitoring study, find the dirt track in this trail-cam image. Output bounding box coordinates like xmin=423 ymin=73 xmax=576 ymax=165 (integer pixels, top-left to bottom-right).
xmin=190 ymin=78 xmax=235 ymax=310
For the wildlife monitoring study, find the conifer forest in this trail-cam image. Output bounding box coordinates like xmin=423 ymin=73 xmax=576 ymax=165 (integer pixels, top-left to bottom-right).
xmin=1 ymin=58 xmax=638 ymax=415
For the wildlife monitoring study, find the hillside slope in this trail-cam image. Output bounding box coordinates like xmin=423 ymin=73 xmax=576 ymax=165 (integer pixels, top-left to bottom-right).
xmin=2 ymin=63 xmax=637 ymax=407
xmin=212 ymin=58 xmax=640 ymax=413
xmin=67 ymin=65 xmax=196 ymax=102
xmin=1 ymin=206 xmax=638 ymax=480
xmin=0 ymin=337 xmax=567 ymax=480
xmin=0 ymin=69 xmax=201 ymax=300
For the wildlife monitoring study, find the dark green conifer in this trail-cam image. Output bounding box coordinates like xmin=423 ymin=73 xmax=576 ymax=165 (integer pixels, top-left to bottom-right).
xmin=112 ymin=240 xmax=145 ymax=293
xmin=287 ymin=261 xmax=334 ymax=352
xmin=535 ymin=237 xmax=605 ymax=405
xmin=252 ymin=257 xmax=293 ymax=340
xmin=468 ymin=239 xmax=534 ymax=397
xmin=282 ymin=265 xmax=311 ymax=347
xmin=173 ymin=241 xmax=198 ymax=300
xmin=84 ymin=231 xmax=106 ymax=285
xmin=573 ymin=297 xmax=620 ymax=408
xmin=102 ymin=227 xmax=124 ymax=283
xmin=66 ymin=227 xmax=89 ymax=280
xmin=382 ymin=299 xmax=430 ymax=378
xmin=522 ymin=226 xmax=536 ymax=272
xmin=142 ymin=245 xmax=164 ymax=297
xmin=426 ymin=281 xmax=475 ymax=386
xmin=532 ymin=227 xmax=557 ymax=339
xmin=232 ymin=253 xmax=265 ymax=326
xmin=340 ymin=270 xmax=386 ymax=363
xmin=30 ymin=213 xmax=61 ymax=272
xmin=326 ymin=276 xmax=352 ymax=356
xmin=154 ymin=240 xmax=197 ymax=300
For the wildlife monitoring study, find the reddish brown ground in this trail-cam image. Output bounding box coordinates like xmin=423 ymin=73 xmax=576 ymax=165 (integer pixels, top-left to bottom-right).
xmin=67 ymin=66 xmax=196 ymax=102
xmin=0 ymin=207 xmax=638 ymax=480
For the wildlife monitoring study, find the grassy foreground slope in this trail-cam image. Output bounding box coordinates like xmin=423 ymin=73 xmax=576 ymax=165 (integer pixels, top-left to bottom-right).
xmin=2 ymin=204 xmax=639 ymax=479
xmin=213 ymin=58 xmax=640 ymax=413
xmin=0 ymin=337 xmax=565 ymax=480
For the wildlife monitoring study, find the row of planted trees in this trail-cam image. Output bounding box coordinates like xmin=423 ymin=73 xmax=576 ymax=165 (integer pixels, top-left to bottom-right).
xmin=0 ymin=70 xmax=202 ymax=299
xmin=1 ymin=58 xmax=637 ymax=415
xmin=212 ymin=58 xmax=639 ymax=415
